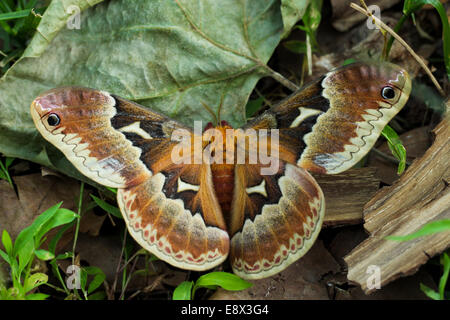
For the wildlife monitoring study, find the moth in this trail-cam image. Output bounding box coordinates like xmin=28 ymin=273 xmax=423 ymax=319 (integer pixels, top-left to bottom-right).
xmin=30 ymin=62 xmax=411 ymax=279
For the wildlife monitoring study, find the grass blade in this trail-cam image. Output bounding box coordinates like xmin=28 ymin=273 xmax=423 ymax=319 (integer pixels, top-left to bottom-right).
xmin=0 ymin=9 xmax=31 ymax=21
xmin=420 ymin=283 xmax=440 ymax=300
xmin=381 ymin=124 xmax=406 ymax=174
xmin=386 ymin=219 xmax=450 ymax=242
xmin=1 ymin=229 xmax=13 ymax=255
xmin=439 ymin=253 xmax=450 ymax=299
xmin=192 ymin=272 xmax=252 ymax=298
xmin=173 ymin=281 xmax=193 ymax=300
xmin=91 ymin=194 xmax=122 ymax=219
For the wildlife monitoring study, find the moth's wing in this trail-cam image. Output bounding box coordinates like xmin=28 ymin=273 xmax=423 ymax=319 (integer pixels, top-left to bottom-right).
xmin=30 ymin=87 xmax=191 ymax=188
xmin=245 ymin=61 xmax=411 ymax=174
xmin=31 ymin=87 xmax=229 ymax=270
xmin=118 ymin=162 xmax=229 ymax=270
xmin=229 ymin=160 xmax=325 ymax=279
xmin=229 ymin=62 xmax=410 ymax=278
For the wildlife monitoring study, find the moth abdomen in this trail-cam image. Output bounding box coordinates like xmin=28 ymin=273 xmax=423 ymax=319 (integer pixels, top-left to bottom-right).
xmin=211 ymin=163 xmax=235 ymax=216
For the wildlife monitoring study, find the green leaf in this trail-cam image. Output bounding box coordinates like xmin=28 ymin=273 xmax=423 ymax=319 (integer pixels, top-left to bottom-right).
xmin=48 ymin=222 xmax=74 ymax=255
xmin=40 ymin=208 xmax=78 ymax=241
xmin=14 ymin=202 xmax=62 ymax=274
xmin=386 ymin=219 xmax=450 ymax=242
xmin=302 ymin=0 xmax=322 ymax=34
xmin=0 ymin=248 xmax=10 ymax=264
xmin=403 ymin=0 xmax=450 ymax=80
xmin=88 ymin=291 xmax=106 ymax=300
xmin=24 ymin=272 xmax=48 ymax=293
xmin=381 ymin=124 xmax=407 ymax=175
xmin=283 ymin=40 xmax=307 ymax=54
xmin=420 ymin=283 xmax=440 ymax=300
xmin=343 ymin=58 xmax=357 ymax=66
xmin=280 ymin=0 xmax=310 ymax=38
xmin=439 ymin=253 xmax=450 ymax=300
xmin=1 ymin=229 xmax=13 ymax=255
xmin=403 ymin=0 xmax=426 ymax=14
xmin=55 ymin=252 xmax=73 ymax=260
xmin=25 ymin=292 xmax=49 ymax=300
xmin=245 ymin=96 xmax=264 ymax=118
xmin=148 ymin=254 xmax=160 ymax=262
xmin=0 ymin=0 xmax=298 ymax=182
xmin=35 ymin=208 xmax=78 ymax=245
xmin=0 ymin=170 xmax=7 ymax=182
xmin=411 ymin=81 xmax=446 ymax=115
xmin=13 ymin=226 xmax=36 ymax=275
xmin=0 ymin=158 xmax=13 ymax=186
xmin=14 ymin=202 xmax=63 ymax=254
xmin=80 ymin=267 xmax=88 ymax=294
xmin=105 ymin=187 xmax=117 ymax=194
xmin=0 ymin=9 xmax=32 ymax=21
xmin=83 ymin=266 xmax=106 ymax=294
xmin=90 ymin=194 xmax=122 ymax=219
xmin=4 ymin=157 xmax=13 ymax=169
xmin=34 ymin=249 xmax=55 ymax=261
xmin=173 ymin=281 xmax=193 ymax=300
xmin=192 ymin=272 xmax=252 ymax=298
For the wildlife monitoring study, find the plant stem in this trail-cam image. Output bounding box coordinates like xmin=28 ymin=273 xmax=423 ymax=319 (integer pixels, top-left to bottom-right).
xmin=119 ymin=256 xmax=139 ymax=300
xmin=44 ymin=281 xmax=66 ymax=294
xmin=385 ymin=14 xmax=408 ymax=59
xmin=111 ymin=227 xmax=128 ymax=298
xmin=350 ymin=3 xmax=445 ymax=97
xmin=265 ymin=68 xmax=300 ymax=91
xmin=50 ymin=260 xmax=70 ymax=295
xmin=71 ymin=182 xmax=84 ymax=298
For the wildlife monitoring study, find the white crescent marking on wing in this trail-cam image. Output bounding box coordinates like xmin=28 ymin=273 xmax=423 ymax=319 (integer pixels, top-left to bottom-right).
xmin=289 ymin=107 xmax=322 ymax=128
xmin=118 ymin=121 xmax=153 ymax=139
xmin=245 ymin=179 xmax=267 ymax=198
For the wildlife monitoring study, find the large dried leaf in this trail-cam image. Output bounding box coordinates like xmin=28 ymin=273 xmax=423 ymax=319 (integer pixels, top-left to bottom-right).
xmin=0 ymin=0 xmax=304 ymax=181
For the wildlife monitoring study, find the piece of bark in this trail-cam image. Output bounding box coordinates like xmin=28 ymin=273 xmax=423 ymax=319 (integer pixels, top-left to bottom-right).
xmin=344 ymin=116 xmax=450 ymax=294
xmin=333 ymin=268 xmax=436 ymax=300
xmin=315 ymin=168 xmax=380 ymax=227
xmin=364 ymin=119 xmax=449 ymax=233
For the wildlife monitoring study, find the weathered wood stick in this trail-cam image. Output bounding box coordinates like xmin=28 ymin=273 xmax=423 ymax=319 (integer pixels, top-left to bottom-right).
xmin=315 ymin=168 xmax=380 ymax=227
xmin=345 ymin=113 xmax=450 ymax=294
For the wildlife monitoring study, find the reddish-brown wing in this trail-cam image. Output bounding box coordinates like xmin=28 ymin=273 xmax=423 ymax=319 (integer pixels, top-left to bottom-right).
xmin=31 ymin=87 xmax=229 ymax=270
xmin=244 ymin=62 xmax=411 ymax=174
xmin=229 ymin=160 xmax=324 ymax=279
xmin=229 ymin=62 xmax=411 ymax=279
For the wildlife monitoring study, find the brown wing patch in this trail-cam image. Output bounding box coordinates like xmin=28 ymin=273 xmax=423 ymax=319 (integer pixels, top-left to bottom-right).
xmin=118 ymin=166 xmax=229 ymax=271
xmin=30 ymin=87 xmax=151 ymax=188
xmin=230 ymin=162 xmax=324 ymax=279
xmin=243 ymin=62 xmax=411 ymax=174
xmin=31 ymin=87 xmax=229 ymax=271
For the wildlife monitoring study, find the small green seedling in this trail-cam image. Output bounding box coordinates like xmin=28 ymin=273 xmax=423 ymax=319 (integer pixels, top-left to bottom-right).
xmin=90 ymin=194 xmax=122 ymax=219
xmin=173 ymin=271 xmax=253 ymax=300
xmin=0 ymin=156 xmax=14 ymax=186
xmin=0 ymin=202 xmax=78 ymax=300
xmin=381 ymin=124 xmax=407 ymax=175
xmin=386 ymin=219 xmax=450 ymax=300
